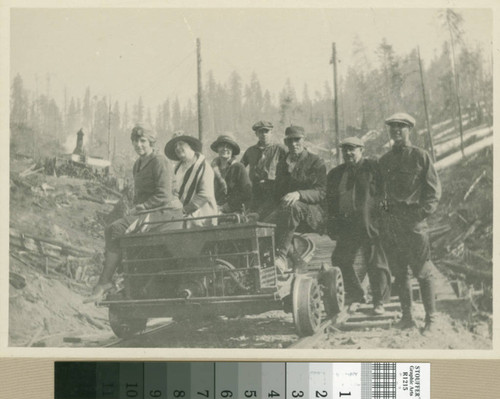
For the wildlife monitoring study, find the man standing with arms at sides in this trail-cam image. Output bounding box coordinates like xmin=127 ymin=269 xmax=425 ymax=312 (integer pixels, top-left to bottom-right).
xmin=379 ymin=113 xmax=441 ymax=335
xmin=326 ymin=137 xmax=391 ymax=315
xmin=241 ymin=121 xmax=287 ymax=220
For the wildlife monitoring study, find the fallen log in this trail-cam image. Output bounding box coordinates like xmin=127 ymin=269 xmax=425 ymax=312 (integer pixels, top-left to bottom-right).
xmin=428 ymin=224 xmax=451 ymax=234
xmin=10 ymin=229 xmax=95 ymax=257
xmin=104 ymin=199 xmax=119 ymax=205
xmin=439 ymin=259 xmax=492 ymax=280
xmin=98 ymin=183 xmax=123 ymax=198
xmin=463 ymin=170 xmax=486 ymax=201
xmin=79 ymin=195 xmax=105 ymax=204
xmin=19 ymin=164 xmax=37 ymax=177
xmin=21 ymin=167 xmax=45 ymax=178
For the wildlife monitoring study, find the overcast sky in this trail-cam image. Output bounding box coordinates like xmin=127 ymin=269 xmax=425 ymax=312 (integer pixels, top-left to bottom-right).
xmin=10 ymin=7 xmax=492 ymax=109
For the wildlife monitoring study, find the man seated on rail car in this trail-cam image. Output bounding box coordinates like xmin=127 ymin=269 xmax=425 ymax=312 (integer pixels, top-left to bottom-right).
xmin=87 ymin=122 xmax=184 ymax=302
xmin=326 ymin=137 xmax=391 ymax=315
xmin=210 ymin=134 xmax=252 ymax=214
xmin=269 ymin=125 xmax=327 ymax=274
xmin=164 ymin=133 xmax=218 ymax=228
xmin=241 ymin=120 xmax=288 ymax=220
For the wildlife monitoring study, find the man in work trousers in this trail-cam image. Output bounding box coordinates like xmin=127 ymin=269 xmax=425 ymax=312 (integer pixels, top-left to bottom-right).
xmin=379 ymin=113 xmax=441 ymax=335
xmin=271 ymin=125 xmax=326 ymax=273
xmin=326 ymin=137 xmax=391 ymax=315
xmin=241 ymin=120 xmax=287 ymax=220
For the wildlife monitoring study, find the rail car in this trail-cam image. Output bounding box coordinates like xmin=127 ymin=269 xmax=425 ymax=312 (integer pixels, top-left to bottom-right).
xmin=98 ymin=213 xmax=345 ymax=338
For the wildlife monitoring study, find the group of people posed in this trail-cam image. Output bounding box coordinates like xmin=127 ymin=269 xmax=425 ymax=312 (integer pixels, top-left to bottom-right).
xmin=90 ymin=112 xmax=441 ymax=336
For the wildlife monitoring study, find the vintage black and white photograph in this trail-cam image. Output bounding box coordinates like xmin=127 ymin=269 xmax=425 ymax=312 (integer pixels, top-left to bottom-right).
xmin=6 ymin=5 xmax=494 ymax=351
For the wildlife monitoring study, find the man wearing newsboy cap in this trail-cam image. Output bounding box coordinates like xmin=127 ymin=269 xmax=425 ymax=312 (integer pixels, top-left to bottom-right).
xmin=326 ymin=137 xmax=391 ymax=315
xmin=270 ymin=125 xmax=327 ymax=274
xmin=241 ymin=120 xmax=287 ymax=220
xmin=379 ymin=112 xmax=441 ymax=335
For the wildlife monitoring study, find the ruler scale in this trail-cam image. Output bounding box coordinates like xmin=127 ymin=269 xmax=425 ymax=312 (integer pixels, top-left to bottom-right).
xmin=55 ymin=362 xmax=430 ymax=399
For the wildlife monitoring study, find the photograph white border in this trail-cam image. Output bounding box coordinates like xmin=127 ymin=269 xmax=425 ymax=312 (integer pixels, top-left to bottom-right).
xmin=0 ymin=0 xmax=498 ymax=360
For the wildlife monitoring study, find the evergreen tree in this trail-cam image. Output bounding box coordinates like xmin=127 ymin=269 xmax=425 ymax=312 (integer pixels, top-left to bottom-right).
xmin=279 ymin=78 xmax=298 ymax=126
xmin=172 ymin=97 xmax=181 ymax=131
xmin=82 ymin=87 xmax=92 ymax=131
xmin=133 ymin=97 xmax=144 ymax=123
xmin=228 ymin=71 xmax=243 ymax=130
xmin=10 ymin=74 xmax=29 ymax=127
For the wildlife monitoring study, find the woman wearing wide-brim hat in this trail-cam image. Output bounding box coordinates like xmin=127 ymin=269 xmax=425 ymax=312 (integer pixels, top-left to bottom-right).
xmin=210 ymin=134 xmax=252 ymax=214
xmin=165 ymin=133 xmax=218 ymax=227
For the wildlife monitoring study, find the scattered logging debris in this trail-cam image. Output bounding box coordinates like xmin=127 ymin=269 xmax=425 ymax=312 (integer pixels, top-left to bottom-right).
xmin=10 ymin=228 xmax=99 ymax=289
xmin=426 ymin=148 xmax=492 ymax=313
xmin=463 ymin=170 xmax=486 ymax=201
xmin=10 ymin=229 xmax=94 ymax=257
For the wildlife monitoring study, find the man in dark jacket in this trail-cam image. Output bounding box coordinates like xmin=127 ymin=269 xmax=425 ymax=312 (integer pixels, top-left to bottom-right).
xmin=271 ymin=125 xmax=326 ymax=272
xmin=241 ymin=120 xmax=287 ymax=220
xmin=379 ymin=112 xmax=441 ymax=335
xmin=326 ymin=137 xmax=391 ymax=314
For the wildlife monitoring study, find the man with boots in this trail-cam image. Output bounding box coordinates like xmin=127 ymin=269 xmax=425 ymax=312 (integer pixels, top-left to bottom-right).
xmin=271 ymin=125 xmax=327 ymax=275
xmin=326 ymin=137 xmax=391 ymax=315
xmin=241 ymin=121 xmax=287 ymax=220
xmin=379 ymin=113 xmax=441 ymax=335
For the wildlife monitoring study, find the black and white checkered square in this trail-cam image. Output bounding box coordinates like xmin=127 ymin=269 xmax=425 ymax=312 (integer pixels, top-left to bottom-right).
xmin=372 ymin=363 xmax=396 ymax=399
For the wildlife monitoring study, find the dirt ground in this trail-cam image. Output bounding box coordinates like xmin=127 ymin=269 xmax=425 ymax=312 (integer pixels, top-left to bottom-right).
xmin=9 ymin=156 xmax=111 ymax=346
xmin=8 ymin=148 xmax=493 ymax=349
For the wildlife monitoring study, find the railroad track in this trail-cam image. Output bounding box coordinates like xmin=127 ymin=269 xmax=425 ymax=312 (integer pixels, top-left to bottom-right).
xmin=103 ymin=320 xmax=177 ymax=347
xmin=289 ymin=301 xmax=401 ymax=349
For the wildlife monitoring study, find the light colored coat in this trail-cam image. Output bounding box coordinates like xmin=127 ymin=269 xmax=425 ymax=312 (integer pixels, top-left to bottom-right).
xmin=173 ymin=153 xmax=218 ymax=227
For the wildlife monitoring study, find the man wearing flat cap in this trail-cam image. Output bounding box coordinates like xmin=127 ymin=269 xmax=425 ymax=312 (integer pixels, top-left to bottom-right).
xmin=326 ymin=137 xmax=391 ymax=314
xmin=379 ymin=112 xmax=441 ymax=334
xmin=241 ymin=120 xmax=287 ymax=220
xmin=271 ymin=125 xmax=327 ymax=273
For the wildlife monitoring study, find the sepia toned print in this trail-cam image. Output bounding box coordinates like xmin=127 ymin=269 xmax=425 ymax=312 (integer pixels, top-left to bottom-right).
xmin=5 ymin=6 xmax=494 ymax=352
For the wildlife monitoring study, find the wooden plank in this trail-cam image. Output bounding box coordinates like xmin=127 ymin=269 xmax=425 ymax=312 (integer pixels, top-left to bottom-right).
xmin=346 ymin=313 xmax=399 ymax=323
xmin=339 ymin=320 xmax=393 ymax=331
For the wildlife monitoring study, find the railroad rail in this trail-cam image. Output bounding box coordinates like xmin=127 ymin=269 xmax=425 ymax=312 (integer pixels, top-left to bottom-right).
xmin=103 ymin=319 xmax=177 ymax=348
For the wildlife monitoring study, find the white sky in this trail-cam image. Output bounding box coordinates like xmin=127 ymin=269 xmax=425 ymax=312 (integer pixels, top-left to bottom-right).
xmin=10 ymin=7 xmax=492 ymax=109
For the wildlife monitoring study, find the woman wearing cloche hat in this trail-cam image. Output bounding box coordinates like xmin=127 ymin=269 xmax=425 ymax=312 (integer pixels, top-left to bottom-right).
xmin=87 ymin=122 xmax=184 ymax=302
xmin=210 ymin=134 xmax=252 ymax=213
xmin=165 ymin=132 xmax=218 ymax=227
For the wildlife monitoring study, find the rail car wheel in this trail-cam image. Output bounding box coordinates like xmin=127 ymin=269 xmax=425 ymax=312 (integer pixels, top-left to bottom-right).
xmin=319 ymin=267 xmax=345 ymax=316
xmin=108 ymin=305 xmax=147 ymax=338
xmin=292 ymin=275 xmax=323 ymax=336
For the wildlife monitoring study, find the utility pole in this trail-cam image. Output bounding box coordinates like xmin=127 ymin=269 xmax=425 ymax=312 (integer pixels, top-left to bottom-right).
xmin=196 ymin=38 xmax=203 ymax=143
xmin=107 ymin=96 xmax=112 ymax=161
xmin=417 ymin=46 xmax=436 ymax=162
xmin=330 ymin=43 xmax=340 ymax=164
